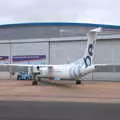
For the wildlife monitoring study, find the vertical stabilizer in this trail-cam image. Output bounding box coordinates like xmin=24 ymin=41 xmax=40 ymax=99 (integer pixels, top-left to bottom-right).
xmin=83 ymin=27 xmax=102 ymax=68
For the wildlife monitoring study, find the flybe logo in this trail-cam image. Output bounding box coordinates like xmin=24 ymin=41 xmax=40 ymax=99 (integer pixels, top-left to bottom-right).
xmin=83 ymin=41 xmax=95 ymax=68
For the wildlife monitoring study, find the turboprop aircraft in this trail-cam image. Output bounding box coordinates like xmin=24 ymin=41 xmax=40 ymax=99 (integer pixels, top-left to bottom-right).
xmin=0 ymin=27 xmax=103 ymax=85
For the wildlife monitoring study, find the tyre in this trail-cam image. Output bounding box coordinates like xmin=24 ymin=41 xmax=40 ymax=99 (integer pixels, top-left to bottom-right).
xmin=32 ymin=81 xmax=38 ymax=85
xmin=17 ymin=76 xmax=21 ymax=80
xmin=76 ymin=80 xmax=82 ymax=85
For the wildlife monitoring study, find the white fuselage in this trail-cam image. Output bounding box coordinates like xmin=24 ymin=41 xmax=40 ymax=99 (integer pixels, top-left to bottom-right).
xmin=35 ymin=65 xmax=71 ymax=79
xmin=32 ymin=63 xmax=95 ymax=80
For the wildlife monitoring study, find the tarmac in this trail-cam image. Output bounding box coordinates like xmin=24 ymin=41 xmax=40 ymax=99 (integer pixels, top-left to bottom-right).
xmin=0 ymin=79 xmax=120 ymax=119
xmin=0 ymin=100 xmax=120 ymax=120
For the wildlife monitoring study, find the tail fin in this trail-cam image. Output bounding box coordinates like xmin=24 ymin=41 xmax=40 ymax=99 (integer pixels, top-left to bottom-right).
xmin=83 ymin=27 xmax=102 ymax=67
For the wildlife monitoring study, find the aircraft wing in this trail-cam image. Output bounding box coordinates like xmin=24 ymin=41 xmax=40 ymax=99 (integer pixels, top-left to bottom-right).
xmin=94 ymin=64 xmax=120 ymax=72
xmin=0 ymin=63 xmax=53 ymax=72
xmin=0 ymin=63 xmax=54 ymax=67
xmin=0 ymin=63 xmax=119 ymax=73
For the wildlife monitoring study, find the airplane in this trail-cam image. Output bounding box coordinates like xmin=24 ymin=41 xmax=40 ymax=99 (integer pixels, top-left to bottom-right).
xmin=0 ymin=27 xmax=104 ymax=85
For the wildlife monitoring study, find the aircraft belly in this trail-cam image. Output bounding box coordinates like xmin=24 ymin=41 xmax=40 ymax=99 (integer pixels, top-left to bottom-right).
xmin=36 ymin=66 xmax=70 ymax=79
xmin=52 ymin=66 xmax=70 ymax=79
xmin=52 ymin=71 xmax=69 ymax=79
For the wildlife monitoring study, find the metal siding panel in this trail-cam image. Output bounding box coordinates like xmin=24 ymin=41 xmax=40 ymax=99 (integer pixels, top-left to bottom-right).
xmin=95 ymin=40 xmax=114 ymax=64
xmin=50 ymin=39 xmax=120 ymax=81
xmin=50 ymin=41 xmax=86 ymax=64
xmin=12 ymin=42 xmax=49 ymax=64
xmin=0 ymin=25 xmax=120 ymax=40
xmin=0 ymin=37 xmax=120 ymax=81
xmin=93 ymin=40 xmax=120 ymax=80
xmin=92 ymin=72 xmax=120 ymax=81
xmin=111 ymin=40 xmax=120 ymax=64
xmin=0 ymin=44 xmax=10 ymax=78
xmin=0 ymin=26 xmax=88 ymax=40
xmin=0 ymin=44 xmax=10 ymax=56
xmin=95 ymin=40 xmax=120 ymax=64
xmin=50 ymin=40 xmax=120 ymax=65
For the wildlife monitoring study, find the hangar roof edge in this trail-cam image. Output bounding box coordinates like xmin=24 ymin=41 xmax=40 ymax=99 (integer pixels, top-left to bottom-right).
xmin=0 ymin=22 xmax=120 ymax=29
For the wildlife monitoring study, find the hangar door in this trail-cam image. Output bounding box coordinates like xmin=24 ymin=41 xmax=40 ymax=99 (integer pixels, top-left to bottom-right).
xmin=50 ymin=39 xmax=120 ymax=81
xmin=0 ymin=43 xmax=10 ymax=78
xmin=0 ymin=41 xmax=49 ymax=79
xmin=50 ymin=40 xmax=87 ymax=64
xmin=12 ymin=42 xmax=49 ymax=64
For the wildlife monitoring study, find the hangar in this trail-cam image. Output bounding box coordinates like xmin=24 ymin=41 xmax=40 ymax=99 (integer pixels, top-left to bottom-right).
xmin=0 ymin=22 xmax=120 ymax=81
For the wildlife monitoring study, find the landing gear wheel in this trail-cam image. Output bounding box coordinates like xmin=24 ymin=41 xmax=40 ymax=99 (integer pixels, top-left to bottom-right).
xmin=76 ymin=80 xmax=82 ymax=85
xmin=38 ymin=77 xmax=41 ymax=82
xmin=32 ymin=80 xmax=38 ymax=85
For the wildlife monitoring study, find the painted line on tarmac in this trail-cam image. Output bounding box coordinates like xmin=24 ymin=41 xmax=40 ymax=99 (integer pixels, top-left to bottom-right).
xmin=0 ymin=94 xmax=120 ymax=100
xmin=0 ymin=96 xmax=120 ymax=104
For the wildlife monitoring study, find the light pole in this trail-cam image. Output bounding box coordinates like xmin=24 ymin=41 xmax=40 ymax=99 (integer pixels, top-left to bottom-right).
xmin=9 ymin=40 xmax=12 ymax=80
xmin=48 ymin=40 xmax=50 ymax=64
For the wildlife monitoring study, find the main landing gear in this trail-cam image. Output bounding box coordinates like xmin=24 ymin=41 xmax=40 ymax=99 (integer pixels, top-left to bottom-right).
xmin=32 ymin=80 xmax=38 ymax=85
xmin=32 ymin=74 xmax=41 ymax=86
xmin=75 ymin=80 xmax=82 ymax=85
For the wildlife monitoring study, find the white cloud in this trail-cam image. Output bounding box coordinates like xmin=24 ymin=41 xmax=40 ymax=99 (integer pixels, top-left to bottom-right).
xmin=0 ymin=0 xmax=119 ymax=25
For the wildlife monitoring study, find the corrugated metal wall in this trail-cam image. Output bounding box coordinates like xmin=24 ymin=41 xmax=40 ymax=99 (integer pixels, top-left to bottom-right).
xmin=50 ymin=39 xmax=120 ymax=81
xmin=12 ymin=42 xmax=49 ymax=63
xmin=50 ymin=41 xmax=86 ymax=64
xmin=0 ymin=38 xmax=120 ymax=81
xmin=0 ymin=23 xmax=120 ymax=81
xmin=0 ymin=40 xmax=49 ymax=79
xmin=50 ymin=39 xmax=120 ymax=65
